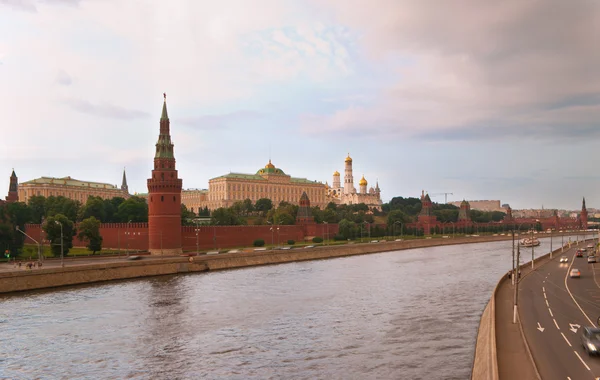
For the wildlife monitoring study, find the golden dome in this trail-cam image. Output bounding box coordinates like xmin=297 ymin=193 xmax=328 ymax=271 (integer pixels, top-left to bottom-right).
xmin=265 ymin=159 xmax=275 ymax=169
xmin=359 ymin=175 xmax=367 ymax=186
xmin=333 ymin=170 xmax=340 ymax=176
xmin=345 ymin=153 xmax=352 ymax=163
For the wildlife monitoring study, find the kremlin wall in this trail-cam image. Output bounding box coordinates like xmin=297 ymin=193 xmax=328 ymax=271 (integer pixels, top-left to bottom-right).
xmin=5 ymin=95 xmax=590 ymax=255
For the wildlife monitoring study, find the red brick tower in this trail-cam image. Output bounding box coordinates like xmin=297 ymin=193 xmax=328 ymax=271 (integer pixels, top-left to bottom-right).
xmin=580 ymin=197 xmax=588 ymax=230
xmin=147 ymin=94 xmax=183 ymax=255
xmin=418 ymin=190 xmax=437 ymax=234
xmin=6 ymin=169 xmax=18 ymax=203
xmin=296 ymin=191 xmax=315 ymax=224
xmin=458 ymin=199 xmax=471 ymax=221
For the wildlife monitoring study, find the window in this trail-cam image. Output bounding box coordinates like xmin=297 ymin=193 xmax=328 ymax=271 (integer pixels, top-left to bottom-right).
xmin=173 ymin=196 xmax=176 ymax=202
xmin=161 ymin=196 xmax=164 ymax=202
xmin=161 ymin=173 xmax=164 ymax=180
xmin=151 ymin=196 xmax=153 ymax=202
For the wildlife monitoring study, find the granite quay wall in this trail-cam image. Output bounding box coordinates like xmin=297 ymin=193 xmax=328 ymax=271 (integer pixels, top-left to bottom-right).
xmin=3 ymin=234 xmax=516 ymax=294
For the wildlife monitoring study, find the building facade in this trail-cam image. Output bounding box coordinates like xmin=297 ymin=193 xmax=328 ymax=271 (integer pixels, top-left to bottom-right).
xmin=181 ymin=160 xmax=327 ymax=211
xmin=448 ymin=199 xmax=505 ymax=212
xmin=146 ymin=94 xmax=183 ymax=255
xmin=18 ymin=170 xmax=130 ymax=204
xmin=326 ymin=154 xmax=382 ymax=210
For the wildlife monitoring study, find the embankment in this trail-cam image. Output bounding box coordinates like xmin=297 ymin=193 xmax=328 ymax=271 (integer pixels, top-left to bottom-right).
xmin=1 ymin=235 xmax=514 ymax=294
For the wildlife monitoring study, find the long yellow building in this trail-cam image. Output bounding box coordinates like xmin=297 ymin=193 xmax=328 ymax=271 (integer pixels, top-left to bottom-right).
xmin=19 ymin=171 xmax=130 ymax=204
xmin=181 ymin=160 xmax=327 ymax=212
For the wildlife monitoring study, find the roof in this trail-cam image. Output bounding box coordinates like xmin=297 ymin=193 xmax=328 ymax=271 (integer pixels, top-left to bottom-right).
xmin=210 ymin=172 xmax=322 ymax=185
xmin=161 ymin=99 xmax=168 ymax=120
xmin=21 ymin=176 xmax=119 ymax=189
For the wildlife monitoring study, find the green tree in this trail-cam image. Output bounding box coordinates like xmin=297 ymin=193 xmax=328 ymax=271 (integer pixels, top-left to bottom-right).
xmin=254 ymin=198 xmax=273 ymax=215
xmin=6 ymin=202 xmax=32 ymax=254
xmin=338 ymin=218 xmax=358 ymax=240
xmin=43 ymin=214 xmax=76 ymax=257
xmin=77 ymin=216 xmax=103 ymax=254
xmin=78 ymin=196 xmax=106 ymax=222
xmin=211 ymin=207 xmax=246 ymax=225
xmin=28 ymin=195 xmax=46 ymax=223
xmin=243 ymin=199 xmax=254 ymax=215
xmin=181 ymin=204 xmax=196 ymax=226
xmin=0 ymin=204 xmax=17 ymax=257
xmin=116 ymin=196 xmax=148 ymax=222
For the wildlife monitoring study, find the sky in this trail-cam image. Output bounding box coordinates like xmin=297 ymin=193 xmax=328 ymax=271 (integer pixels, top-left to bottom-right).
xmin=0 ymin=0 xmax=599 ymax=210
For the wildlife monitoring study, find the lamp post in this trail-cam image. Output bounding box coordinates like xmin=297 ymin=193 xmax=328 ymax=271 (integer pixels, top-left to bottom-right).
xmin=55 ymin=220 xmax=64 ymax=268
xmin=450 ymin=221 xmax=455 ymax=239
xmin=15 ymin=226 xmax=42 ymax=262
xmin=324 ymin=222 xmax=328 ymax=245
xmin=267 ymin=221 xmax=274 ymax=249
xmin=393 ymin=221 xmax=403 ymax=240
xmin=550 ymin=228 xmax=553 ymax=259
xmin=277 ymin=227 xmax=280 ymax=248
xmin=562 ymin=229 xmax=564 ymax=252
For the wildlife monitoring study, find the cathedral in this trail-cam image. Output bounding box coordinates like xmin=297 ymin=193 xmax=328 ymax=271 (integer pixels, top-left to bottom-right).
xmin=325 ymin=154 xmax=382 ymax=210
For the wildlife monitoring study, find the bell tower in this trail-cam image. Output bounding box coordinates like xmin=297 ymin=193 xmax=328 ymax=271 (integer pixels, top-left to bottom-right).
xmin=580 ymin=197 xmax=588 ymax=230
xmin=147 ymin=94 xmax=183 ymax=255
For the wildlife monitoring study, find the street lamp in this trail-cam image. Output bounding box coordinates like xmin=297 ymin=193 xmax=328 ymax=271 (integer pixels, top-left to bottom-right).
xmin=267 ymin=221 xmax=274 ymax=249
xmin=15 ymin=226 xmax=42 ymax=262
xmin=324 ymin=222 xmax=329 ymax=245
xmin=393 ymin=221 xmax=403 ymax=240
xmin=194 ymin=220 xmax=200 ymax=256
xmin=277 ymin=227 xmax=280 ymax=248
xmin=449 ymin=221 xmax=455 ymax=239
xmin=55 ymin=220 xmax=64 ymax=268
xmin=513 ymin=243 xmax=521 ymax=324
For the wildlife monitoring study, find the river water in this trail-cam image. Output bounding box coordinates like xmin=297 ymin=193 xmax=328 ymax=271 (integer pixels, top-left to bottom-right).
xmin=0 ymin=237 xmax=561 ymax=379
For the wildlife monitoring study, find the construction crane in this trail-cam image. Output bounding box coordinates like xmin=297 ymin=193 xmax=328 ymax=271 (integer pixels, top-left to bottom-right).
xmin=429 ymin=192 xmax=454 ymax=204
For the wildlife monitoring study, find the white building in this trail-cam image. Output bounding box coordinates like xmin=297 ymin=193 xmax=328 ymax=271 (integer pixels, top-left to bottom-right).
xmin=326 ymin=154 xmax=382 ymax=210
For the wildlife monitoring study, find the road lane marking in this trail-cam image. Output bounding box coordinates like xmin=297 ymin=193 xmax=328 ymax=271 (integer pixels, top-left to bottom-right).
xmin=570 ymin=324 xmax=581 ymax=333
xmin=544 ymin=292 xmax=547 ymax=299
xmin=554 ymin=319 xmax=560 ymax=330
xmin=561 ymin=332 xmax=572 ymax=347
xmin=549 ymin=308 xmax=554 ymax=317
xmin=546 ymin=299 xmax=550 ymax=307
xmin=543 ymin=286 xmax=546 ymax=292
xmin=537 ymin=322 xmax=545 ymax=332
xmin=574 ymin=351 xmax=591 ymax=371
xmin=565 ymin=253 xmax=596 ymax=327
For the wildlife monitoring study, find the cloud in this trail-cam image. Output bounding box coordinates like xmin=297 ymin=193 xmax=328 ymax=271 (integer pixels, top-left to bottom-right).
xmin=178 ymin=110 xmax=263 ymax=130
xmin=302 ymin=0 xmax=600 ymax=140
xmin=55 ymin=69 xmax=72 ymax=85
xmin=0 ymin=0 xmax=81 ymax=12
xmin=64 ymin=98 xmax=150 ymax=120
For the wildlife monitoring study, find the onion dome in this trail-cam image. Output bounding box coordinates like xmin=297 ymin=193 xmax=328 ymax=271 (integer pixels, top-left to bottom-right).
xmin=359 ymin=175 xmax=367 ymax=186
xmin=345 ymin=153 xmax=352 ymax=163
xmin=333 ymin=170 xmax=340 ymax=176
xmin=265 ymin=159 xmax=275 ymax=169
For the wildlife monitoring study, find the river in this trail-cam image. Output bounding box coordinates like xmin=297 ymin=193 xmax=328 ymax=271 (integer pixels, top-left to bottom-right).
xmin=0 ymin=237 xmax=561 ymax=379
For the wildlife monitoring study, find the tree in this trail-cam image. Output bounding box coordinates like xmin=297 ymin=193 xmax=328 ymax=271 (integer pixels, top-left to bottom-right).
xmin=46 ymin=196 xmax=80 ymax=222
xmin=0 ymin=204 xmax=17 ymax=257
xmin=116 ymin=196 xmax=148 ymax=222
xmin=243 ymin=199 xmax=254 ymax=216
xmin=338 ymin=218 xmax=358 ymax=240
xmin=77 ymin=216 xmax=103 ymax=254
xmin=6 ymin=202 xmax=32 ymax=254
xmin=254 ymin=198 xmax=273 ymax=215
xmin=78 ymin=196 xmax=106 ymax=222
xmin=211 ymin=207 xmax=246 ymax=226
xmin=28 ymin=195 xmax=46 ymax=224
xmin=181 ymin=204 xmax=196 ymax=226
xmin=43 ymin=214 xmax=76 ymax=257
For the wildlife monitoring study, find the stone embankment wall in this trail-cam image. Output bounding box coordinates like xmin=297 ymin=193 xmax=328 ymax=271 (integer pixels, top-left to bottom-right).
xmin=1 ymin=235 xmax=513 ymax=294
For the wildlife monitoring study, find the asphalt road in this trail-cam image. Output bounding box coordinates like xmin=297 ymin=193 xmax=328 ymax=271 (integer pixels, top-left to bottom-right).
xmin=520 ymin=241 xmax=600 ymax=380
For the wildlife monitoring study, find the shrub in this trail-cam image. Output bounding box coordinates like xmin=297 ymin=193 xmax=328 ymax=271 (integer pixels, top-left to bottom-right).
xmin=312 ymin=236 xmax=323 ymax=243
xmin=333 ymin=235 xmax=346 ymax=241
xmin=287 ymin=239 xmax=295 ymax=245
xmin=253 ymin=239 xmax=265 ymax=247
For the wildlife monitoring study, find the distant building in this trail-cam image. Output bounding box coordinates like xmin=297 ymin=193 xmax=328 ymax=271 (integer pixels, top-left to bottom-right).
xmin=448 ymin=199 xmax=504 ymax=212
xmin=181 ymin=160 xmax=327 ymax=211
xmin=325 ymin=154 xmax=382 ymax=210
xmin=18 ymin=170 xmax=130 ymax=204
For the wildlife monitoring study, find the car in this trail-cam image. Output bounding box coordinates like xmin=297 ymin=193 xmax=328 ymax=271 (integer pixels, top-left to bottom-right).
xmin=570 ymin=268 xmax=581 ymax=278
xmin=588 ymin=256 xmax=597 ymax=263
xmin=576 ymin=251 xmax=584 ymax=258
xmin=559 ymin=256 xmax=569 ymax=263
xmin=587 ymin=244 xmax=594 ymax=249
xmin=581 ymin=327 xmax=600 ymax=355
xmin=578 ymin=248 xmax=587 ymax=253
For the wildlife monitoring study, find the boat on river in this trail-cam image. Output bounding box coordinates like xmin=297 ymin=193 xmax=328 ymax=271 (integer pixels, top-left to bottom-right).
xmin=520 ymin=237 xmax=540 ymax=247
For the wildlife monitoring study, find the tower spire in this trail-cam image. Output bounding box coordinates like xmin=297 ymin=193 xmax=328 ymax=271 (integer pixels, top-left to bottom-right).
xmin=582 ymin=196 xmax=586 ymax=209
xmin=121 ymin=167 xmax=129 ymax=193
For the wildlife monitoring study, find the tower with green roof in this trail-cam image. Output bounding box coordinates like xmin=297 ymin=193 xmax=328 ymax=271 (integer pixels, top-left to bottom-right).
xmin=147 ymin=94 xmax=183 ymax=255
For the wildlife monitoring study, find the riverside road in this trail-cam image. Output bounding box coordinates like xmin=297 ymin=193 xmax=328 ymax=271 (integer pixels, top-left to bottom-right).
xmin=519 ymin=240 xmax=600 ymax=380
xmin=0 ymin=238 xmax=558 ymax=380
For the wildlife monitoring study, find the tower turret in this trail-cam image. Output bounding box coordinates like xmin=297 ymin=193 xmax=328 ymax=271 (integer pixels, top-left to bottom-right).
xmin=343 ymin=153 xmax=355 ymax=195
xmin=458 ymin=199 xmax=471 ymax=221
xmin=332 ymin=170 xmax=341 ymax=189
xmin=121 ymin=168 xmax=129 ymax=194
xmin=580 ymin=196 xmax=588 ymax=229
xmin=147 ymin=93 xmax=183 ymax=255
xmin=6 ymin=169 xmax=18 ymax=203
xmin=359 ymin=175 xmax=367 ymax=194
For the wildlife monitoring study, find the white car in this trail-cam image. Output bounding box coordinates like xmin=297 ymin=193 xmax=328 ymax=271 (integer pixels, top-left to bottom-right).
xmin=570 ymin=268 xmax=581 ymax=278
xmin=559 ymin=256 xmax=569 ymax=263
